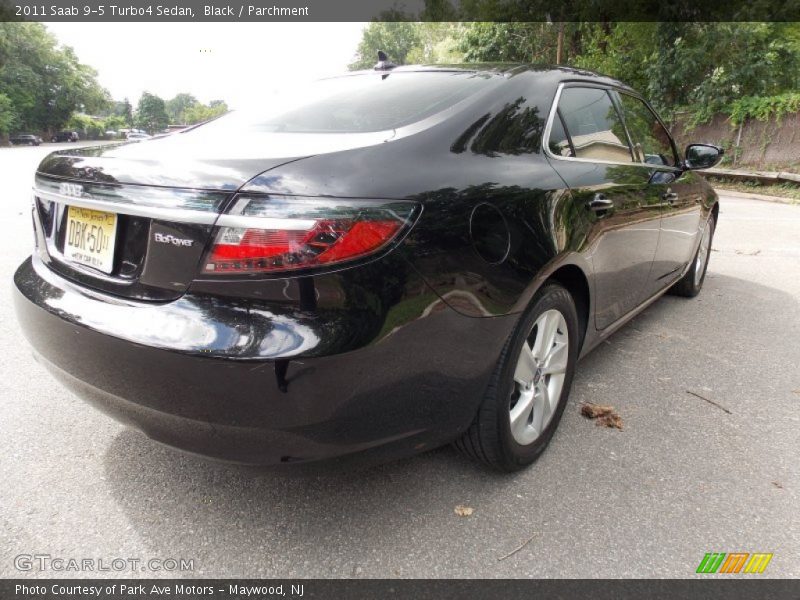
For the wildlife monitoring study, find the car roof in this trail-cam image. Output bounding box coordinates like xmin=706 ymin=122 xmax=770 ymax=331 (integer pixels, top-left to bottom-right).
xmin=347 ymin=63 xmax=635 ymax=94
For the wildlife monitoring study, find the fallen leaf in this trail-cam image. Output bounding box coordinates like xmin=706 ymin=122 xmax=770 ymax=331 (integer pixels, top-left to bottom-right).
xmin=772 ymin=481 xmax=784 ymax=490
xmin=454 ymin=505 xmax=474 ymax=517
xmin=580 ymin=403 xmax=615 ymax=419
xmin=792 ymin=389 xmax=800 ymax=395
xmin=596 ymin=413 xmax=624 ymax=429
xmin=581 ymin=403 xmax=623 ymax=429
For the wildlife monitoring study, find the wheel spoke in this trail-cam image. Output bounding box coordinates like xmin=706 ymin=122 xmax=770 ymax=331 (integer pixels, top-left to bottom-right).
xmin=513 ymin=341 xmax=537 ymax=386
xmin=531 ymin=383 xmax=549 ymax=434
xmin=542 ymin=341 xmax=568 ymax=375
xmin=532 ymin=311 xmax=558 ymax=360
xmin=509 ymin=390 xmax=535 ymax=440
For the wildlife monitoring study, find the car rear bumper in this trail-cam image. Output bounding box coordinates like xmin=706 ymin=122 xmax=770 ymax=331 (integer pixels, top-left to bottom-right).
xmin=13 ymin=256 xmax=517 ymax=466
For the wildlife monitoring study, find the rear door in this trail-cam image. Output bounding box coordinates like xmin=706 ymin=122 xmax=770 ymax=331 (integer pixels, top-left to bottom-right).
xmin=615 ymin=92 xmax=705 ymax=293
xmin=545 ymin=83 xmax=663 ymax=330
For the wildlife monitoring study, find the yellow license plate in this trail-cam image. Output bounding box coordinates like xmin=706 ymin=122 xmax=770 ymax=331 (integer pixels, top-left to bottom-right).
xmin=64 ymin=206 xmax=118 ymax=274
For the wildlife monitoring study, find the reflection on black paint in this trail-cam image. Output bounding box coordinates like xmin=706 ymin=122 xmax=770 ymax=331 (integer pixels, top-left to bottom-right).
xmin=449 ymin=98 xmax=545 ymax=157
xmin=297 ymin=277 xmax=317 ymax=312
xmin=450 ymin=113 xmax=491 ymax=154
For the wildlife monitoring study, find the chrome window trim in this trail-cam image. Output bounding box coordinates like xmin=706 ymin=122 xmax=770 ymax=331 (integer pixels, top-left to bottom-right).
xmin=542 ymin=82 xmax=682 ymax=174
xmin=32 ymin=188 xmax=219 ymax=225
xmin=615 ymin=89 xmax=682 ymax=168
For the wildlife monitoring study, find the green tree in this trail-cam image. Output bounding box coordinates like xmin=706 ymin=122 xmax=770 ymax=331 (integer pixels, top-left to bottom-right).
xmin=66 ymin=113 xmax=105 ymax=139
xmin=455 ymin=21 xmax=800 ymax=120
xmin=165 ymin=93 xmax=198 ymax=125
xmin=460 ymin=23 xmax=549 ymax=62
xmin=643 ymin=23 xmax=800 ymax=119
xmin=406 ymin=23 xmax=464 ymax=64
xmin=0 ymin=93 xmax=18 ymax=136
xmin=348 ymin=21 xmax=423 ymax=70
xmin=44 ymin=46 xmax=111 ymax=123
xmin=0 ymin=22 xmax=110 ymax=133
xmin=135 ymin=92 xmax=169 ymax=133
xmin=111 ymin=98 xmax=133 ymax=126
xmin=183 ymin=100 xmax=228 ymax=125
xmin=570 ymin=23 xmax=655 ymax=95
xmin=102 ymin=115 xmax=127 ymax=134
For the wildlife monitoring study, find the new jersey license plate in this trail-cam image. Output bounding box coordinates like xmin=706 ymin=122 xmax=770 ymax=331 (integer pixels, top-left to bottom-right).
xmin=64 ymin=206 xmax=118 ymax=274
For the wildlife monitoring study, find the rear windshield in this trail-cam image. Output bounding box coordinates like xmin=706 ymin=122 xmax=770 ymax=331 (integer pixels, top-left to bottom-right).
xmin=207 ymin=71 xmax=497 ymax=134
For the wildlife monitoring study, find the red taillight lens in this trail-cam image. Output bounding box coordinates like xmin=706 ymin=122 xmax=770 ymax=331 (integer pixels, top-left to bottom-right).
xmin=203 ymin=196 xmax=418 ymax=274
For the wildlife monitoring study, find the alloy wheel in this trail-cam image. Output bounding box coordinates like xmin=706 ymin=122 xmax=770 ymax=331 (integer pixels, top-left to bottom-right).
xmin=694 ymin=221 xmax=713 ymax=286
xmin=509 ymin=309 xmax=569 ymax=445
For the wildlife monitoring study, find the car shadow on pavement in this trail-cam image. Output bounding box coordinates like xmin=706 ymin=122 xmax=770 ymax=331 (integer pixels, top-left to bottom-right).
xmin=100 ymin=271 xmax=798 ymax=576
xmin=102 ymin=428 xmax=517 ymax=575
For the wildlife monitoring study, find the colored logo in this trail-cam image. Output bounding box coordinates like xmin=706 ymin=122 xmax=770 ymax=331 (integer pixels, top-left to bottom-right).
xmin=696 ymin=552 xmax=773 ymax=574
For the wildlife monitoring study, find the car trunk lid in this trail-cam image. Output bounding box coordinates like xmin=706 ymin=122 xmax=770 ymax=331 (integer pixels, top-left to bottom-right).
xmin=32 ymin=126 xmax=397 ymax=301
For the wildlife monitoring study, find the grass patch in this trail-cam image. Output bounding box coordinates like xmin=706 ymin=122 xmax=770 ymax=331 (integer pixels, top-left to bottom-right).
xmin=707 ymin=177 xmax=800 ymax=203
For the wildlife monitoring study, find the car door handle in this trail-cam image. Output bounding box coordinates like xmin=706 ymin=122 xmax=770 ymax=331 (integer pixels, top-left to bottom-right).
xmin=588 ymin=194 xmax=614 ymax=212
xmin=661 ymin=190 xmax=678 ymax=204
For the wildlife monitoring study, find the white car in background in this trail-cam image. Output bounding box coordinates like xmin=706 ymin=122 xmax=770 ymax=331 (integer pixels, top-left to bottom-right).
xmin=126 ymin=132 xmax=151 ymax=141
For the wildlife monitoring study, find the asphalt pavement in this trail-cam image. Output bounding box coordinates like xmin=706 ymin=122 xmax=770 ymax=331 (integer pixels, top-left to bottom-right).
xmin=0 ymin=143 xmax=798 ymax=578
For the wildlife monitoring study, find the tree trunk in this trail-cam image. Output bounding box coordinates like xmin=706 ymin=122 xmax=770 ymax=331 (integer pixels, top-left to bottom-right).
xmin=571 ymin=26 xmax=582 ymax=58
xmin=599 ymin=20 xmax=611 ymax=54
xmin=556 ymin=22 xmax=564 ymax=64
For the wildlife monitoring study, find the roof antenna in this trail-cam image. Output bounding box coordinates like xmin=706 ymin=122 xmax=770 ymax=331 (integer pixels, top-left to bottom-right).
xmin=374 ymin=50 xmax=396 ymax=71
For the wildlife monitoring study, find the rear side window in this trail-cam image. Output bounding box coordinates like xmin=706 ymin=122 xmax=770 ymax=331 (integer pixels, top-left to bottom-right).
xmin=216 ymin=72 xmax=496 ymax=134
xmin=548 ymin=111 xmax=573 ymax=157
xmin=549 ymin=87 xmax=632 ymax=163
xmin=617 ymin=93 xmax=678 ymax=167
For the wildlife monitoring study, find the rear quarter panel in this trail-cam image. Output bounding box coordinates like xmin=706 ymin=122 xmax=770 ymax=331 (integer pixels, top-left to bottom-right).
xmin=242 ymin=70 xmax=593 ymax=319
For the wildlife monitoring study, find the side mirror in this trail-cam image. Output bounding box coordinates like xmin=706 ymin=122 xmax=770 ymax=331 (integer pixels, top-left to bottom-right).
xmin=684 ymin=143 xmax=724 ymax=170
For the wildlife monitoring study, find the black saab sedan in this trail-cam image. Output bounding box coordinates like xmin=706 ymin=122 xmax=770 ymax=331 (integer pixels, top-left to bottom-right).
xmin=14 ymin=64 xmax=723 ymax=471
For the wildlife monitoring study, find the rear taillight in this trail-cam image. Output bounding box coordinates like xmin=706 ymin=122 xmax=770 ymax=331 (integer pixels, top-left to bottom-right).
xmin=203 ymin=196 xmax=419 ymax=274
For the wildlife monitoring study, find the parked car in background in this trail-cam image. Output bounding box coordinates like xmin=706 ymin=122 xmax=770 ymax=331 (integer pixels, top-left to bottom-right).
xmin=51 ymin=131 xmax=79 ymax=143
xmin=163 ymin=125 xmax=189 ymax=135
xmin=125 ymin=132 xmax=152 ymax=141
xmin=14 ymin=63 xmax=723 ymax=471
xmin=9 ymin=133 xmax=42 ymax=146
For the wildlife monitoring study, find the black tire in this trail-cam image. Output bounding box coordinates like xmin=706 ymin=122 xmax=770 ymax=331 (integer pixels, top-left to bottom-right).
xmin=669 ymin=213 xmax=716 ymax=298
xmin=454 ymin=283 xmax=580 ymax=471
